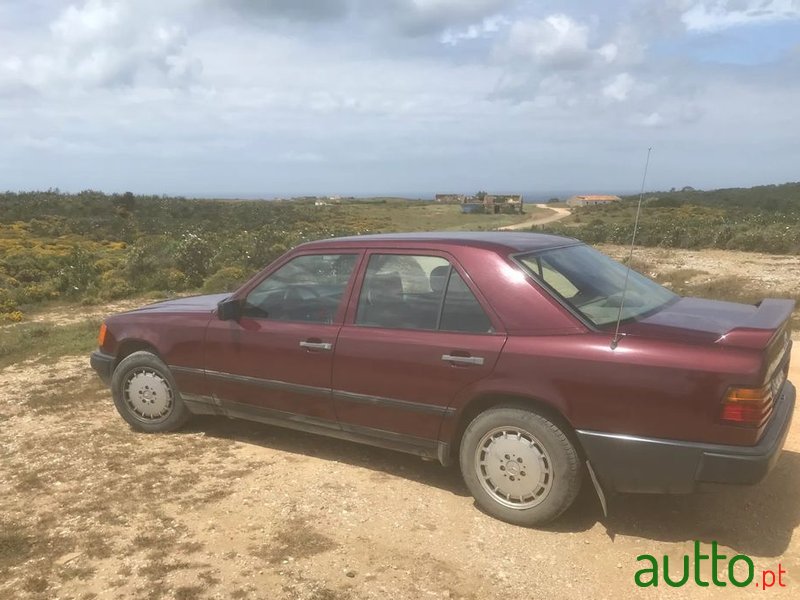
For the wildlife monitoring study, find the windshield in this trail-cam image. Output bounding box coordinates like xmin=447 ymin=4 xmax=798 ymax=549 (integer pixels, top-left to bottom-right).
xmin=516 ymin=244 xmax=677 ymax=327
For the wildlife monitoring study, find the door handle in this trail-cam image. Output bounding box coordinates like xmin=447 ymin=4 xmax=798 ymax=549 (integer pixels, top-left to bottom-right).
xmin=299 ymin=341 xmax=333 ymax=351
xmin=441 ymin=354 xmax=484 ymax=366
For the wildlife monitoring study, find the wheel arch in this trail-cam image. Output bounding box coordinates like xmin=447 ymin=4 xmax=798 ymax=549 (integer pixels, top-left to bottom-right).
xmin=444 ymin=392 xmax=583 ymax=465
xmin=114 ymin=339 xmax=163 ymax=368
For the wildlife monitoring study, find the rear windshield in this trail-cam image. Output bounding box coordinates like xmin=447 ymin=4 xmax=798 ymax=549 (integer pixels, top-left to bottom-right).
xmin=516 ymin=244 xmax=677 ymax=327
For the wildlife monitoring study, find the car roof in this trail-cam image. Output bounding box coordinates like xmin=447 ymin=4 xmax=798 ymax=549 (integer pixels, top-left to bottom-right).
xmin=298 ymin=231 xmax=581 ymax=253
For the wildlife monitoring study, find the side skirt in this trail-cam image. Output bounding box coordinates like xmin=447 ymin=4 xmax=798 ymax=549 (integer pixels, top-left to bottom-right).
xmin=182 ymin=393 xmax=445 ymax=463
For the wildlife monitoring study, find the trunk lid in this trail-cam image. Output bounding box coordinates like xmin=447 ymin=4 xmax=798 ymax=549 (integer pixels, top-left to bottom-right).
xmin=622 ymin=297 xmax=794 ymax=351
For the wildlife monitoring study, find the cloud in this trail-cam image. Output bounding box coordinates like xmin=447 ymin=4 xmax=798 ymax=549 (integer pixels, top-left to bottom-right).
xmin=603 ymin=72 xmax=635 ymax=101
xmin=497 ymin=14 xmax=620 ymax=69
xmin=440 ymin=14 xmax=508 ymax=45
xmin=681 ymin=0 xmax=800 ymax=32
xmin=3 ymin=0 xmax=201 ymax=91
xmin=222 ymin=0 xmax=351 ymax=22
xmin=1 ymin=0 xmax=799 ymax=195
xmin=219 ymin=0 xmax=516 ymax=36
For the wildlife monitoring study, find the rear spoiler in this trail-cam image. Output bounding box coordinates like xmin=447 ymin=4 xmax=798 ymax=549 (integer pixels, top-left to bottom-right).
xmin=715 ymin=299 xmax=795 ymax=350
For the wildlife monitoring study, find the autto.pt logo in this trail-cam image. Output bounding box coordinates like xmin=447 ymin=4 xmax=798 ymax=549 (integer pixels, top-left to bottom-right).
xmin=635 ymin=541 xmax=787 ymax=589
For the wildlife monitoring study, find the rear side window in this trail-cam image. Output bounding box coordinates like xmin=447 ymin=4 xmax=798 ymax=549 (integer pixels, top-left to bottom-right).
xmin=355 ymin=254 xmax=493 ymax=333
xmin=440 ymin=271 xmax=494 ymax=333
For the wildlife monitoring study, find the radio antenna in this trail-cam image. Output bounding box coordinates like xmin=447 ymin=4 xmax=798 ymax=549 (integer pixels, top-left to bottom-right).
xmin=610 ymin=147 xmax=652 ymax=350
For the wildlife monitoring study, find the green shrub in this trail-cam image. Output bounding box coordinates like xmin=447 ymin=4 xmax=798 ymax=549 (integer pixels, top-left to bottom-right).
xmin=0 ymin=310 xmax=24 ymax=324
xmin=175 ymin=232 xmax=214 ymax=287
xmin=202 ymin=266 xmax=248 ymax=293
xmin=98 ymin=271 xmax=135 ymax=300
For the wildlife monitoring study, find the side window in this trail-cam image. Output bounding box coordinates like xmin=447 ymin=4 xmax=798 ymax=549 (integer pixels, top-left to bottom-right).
xmin=527 ymin=255 xmax=579 ymax=299
xmin=243 ymin=254 xmax=357 ymax=323
xmin=355 ymin=254 xmax=493 ymax=333
xmin=540 ymin=257 xmax=579 ymax=299
xmin=440 ymin=271 xmax=494 ymax=333
xmin=356 ymin=254 xmax=450 ymax=330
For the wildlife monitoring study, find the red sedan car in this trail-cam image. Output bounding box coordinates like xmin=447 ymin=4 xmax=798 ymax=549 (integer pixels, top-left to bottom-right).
xmin=91 ymin=232 xmax=795 ymax=526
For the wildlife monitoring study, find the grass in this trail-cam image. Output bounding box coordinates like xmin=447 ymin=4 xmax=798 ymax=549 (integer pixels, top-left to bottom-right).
xmin=0 ymin=318 xmax=100 ymax=369
xmin=338 ymin=202 xmax=546 ymax=232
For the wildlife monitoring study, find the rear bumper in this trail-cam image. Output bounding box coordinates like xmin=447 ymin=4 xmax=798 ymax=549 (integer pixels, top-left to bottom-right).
xmin=577 ymin=379 xmax=796 ymax=494
xmin=90 ymin=350 xmax=115 ymax=385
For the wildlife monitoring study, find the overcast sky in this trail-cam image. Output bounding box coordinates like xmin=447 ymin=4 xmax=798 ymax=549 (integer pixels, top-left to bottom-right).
xmin=1 ymin=1 xmax=798 ymax=197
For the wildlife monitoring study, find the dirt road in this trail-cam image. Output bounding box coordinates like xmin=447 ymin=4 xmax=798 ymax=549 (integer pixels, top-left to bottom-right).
xmin=497 ymin=204 xmax=571 ymax=231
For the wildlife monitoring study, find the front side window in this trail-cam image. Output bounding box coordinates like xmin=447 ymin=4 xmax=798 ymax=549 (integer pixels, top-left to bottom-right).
xmin=516 ymin=244 xmax=677 ymax=327
xmin=243 ymin=254 xmax=357 ymax=323
xmin=355 ymin=254 xmax=493 ymax=333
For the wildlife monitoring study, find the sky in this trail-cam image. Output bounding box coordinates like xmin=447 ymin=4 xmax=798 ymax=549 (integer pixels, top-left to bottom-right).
xmin=0 ymin=0 xmax=798 ymax=198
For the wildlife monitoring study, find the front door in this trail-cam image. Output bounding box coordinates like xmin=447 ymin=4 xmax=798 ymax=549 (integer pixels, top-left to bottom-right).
xmin=332 ymin=252 xmax=507 ymax=442
xmin=205 ymin=252 xmax=361 ymax=424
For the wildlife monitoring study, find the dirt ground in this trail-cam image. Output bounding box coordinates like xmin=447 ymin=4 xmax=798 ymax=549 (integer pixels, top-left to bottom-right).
xmin=598 ymin=244 xmax=800 ymax=293
xmin=2 ymin=249 xmax=800 ymax=599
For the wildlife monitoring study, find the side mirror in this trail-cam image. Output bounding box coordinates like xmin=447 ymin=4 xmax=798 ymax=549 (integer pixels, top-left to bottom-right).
xmin=217 ymin=298 xmax=242 ymax=321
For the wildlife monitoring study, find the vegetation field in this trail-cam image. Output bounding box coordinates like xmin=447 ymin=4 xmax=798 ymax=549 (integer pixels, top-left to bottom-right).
xmin=0 ymin=192 xmax=546 ymax=322
xmin=538 ymin=182 xmax=800 ymax=254
xmin=1 ymin=184 xmax=799 ymax=324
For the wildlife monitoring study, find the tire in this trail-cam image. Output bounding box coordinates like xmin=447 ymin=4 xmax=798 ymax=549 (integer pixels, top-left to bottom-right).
xmin=110 ymin=350 xmax=191 ymax=433
xmin=459 ymin=406 xmax=581 ymax=526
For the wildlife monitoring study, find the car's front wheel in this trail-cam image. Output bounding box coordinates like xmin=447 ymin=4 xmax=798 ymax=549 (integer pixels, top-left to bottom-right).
xmin=111 ymin=350 xmax=190 ymax=432
xmin=459 ymin=406 xmax=581 ymax=526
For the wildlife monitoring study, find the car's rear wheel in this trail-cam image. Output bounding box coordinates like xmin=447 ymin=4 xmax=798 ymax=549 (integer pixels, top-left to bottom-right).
xmin=459 ymin=406 xmax=581 ymax=526
xmin=111 ymin=351 xmax=190 ymax=432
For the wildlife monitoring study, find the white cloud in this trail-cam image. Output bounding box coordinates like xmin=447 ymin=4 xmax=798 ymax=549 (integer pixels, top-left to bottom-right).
xmin=602 ymin=72 xmax=635 ymax=101
xmin=440 ymin=14 xmax=508 ymax=45
xmin=4 ymin=0 xmax=201 ymax=91
xmin=500 ymin=14 xmax=592 ymax=68
xmin=497 ymin=14 xmax=627 ymax=70
xmin=598 ymin=43 xmax=619 ymax=63
xmin=1 ymin=1 xmax=799 ymax=194
xmin=682 ymin=0 xmax=800 ymax=32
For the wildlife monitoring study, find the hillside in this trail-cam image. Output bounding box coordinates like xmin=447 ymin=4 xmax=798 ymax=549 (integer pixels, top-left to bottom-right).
xmin=538 ymin=182 xmax=800 ymax=253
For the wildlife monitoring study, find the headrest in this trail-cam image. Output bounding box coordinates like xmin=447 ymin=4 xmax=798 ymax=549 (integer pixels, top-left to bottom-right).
xmin=367 ymin=272 xmax=403 ymax=303
xmin=429 ymin=265 xmax=450 ymax=294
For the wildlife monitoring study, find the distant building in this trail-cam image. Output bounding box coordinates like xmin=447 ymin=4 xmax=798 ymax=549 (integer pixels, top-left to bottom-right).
xmin=484 ymin=194 xmax=523 ymax=214
xmin=437 ymin=192 xmax=524 ymax=214
xmin=566 ymin=194 xmax=621 ymax=207
xmin=435 ymin=194 xmax=466 ymax=204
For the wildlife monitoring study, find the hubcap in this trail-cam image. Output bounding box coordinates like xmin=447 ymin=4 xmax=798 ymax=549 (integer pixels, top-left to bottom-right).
xmin=475 ymin=426 xmax=553 ymax=509
xmin=123 ymin=368 xmax=173 ymax=422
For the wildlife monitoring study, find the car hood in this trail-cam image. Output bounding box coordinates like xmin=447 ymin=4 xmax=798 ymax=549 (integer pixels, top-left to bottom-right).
xmin=125 ymin=293 xmax=230 ymax=315
xmin=620 ymin=297 xmax=760 ymax=344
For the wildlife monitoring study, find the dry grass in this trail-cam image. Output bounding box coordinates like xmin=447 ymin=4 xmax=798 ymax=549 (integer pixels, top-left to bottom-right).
xmin=252 ymin=519 xmax=339 ymax=564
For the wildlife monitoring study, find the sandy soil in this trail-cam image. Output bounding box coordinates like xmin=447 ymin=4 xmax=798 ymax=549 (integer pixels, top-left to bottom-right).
xmin=1 ymin=358 xmax=798 ymax=599
xmin=598 ymin=244 xmax=800 ymax=294
xmin=19 ymin=297 xmax=167 ymax=328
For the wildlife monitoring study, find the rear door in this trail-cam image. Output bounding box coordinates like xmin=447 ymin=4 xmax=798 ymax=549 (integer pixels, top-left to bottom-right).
xmin=205 ymin=252 xmax=361 ymax=424
xmin=331 ymin=251 xmax=507 ymax=443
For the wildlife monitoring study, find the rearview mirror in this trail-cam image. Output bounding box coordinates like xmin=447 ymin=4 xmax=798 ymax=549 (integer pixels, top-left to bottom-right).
xmin=217 ymin=298 xmax=242 ymax=321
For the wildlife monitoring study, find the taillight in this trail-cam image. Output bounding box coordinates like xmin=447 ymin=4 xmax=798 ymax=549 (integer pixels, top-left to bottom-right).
xmin=97 ymin=322 xmax=107 ymax=347
xmin=721 ymin=384 xmax=773 ymax=427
